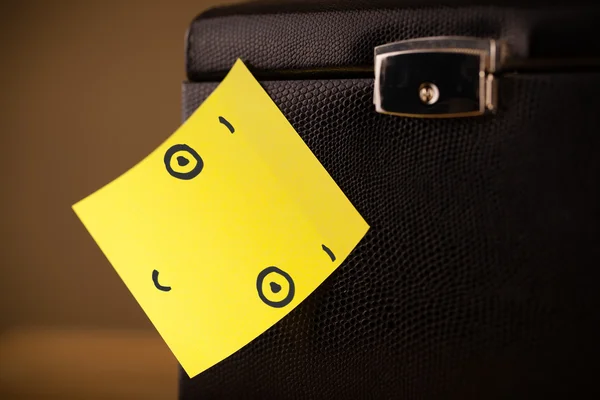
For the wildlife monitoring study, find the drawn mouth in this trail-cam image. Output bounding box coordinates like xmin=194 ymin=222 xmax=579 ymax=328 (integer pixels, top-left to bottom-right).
xmin=152 ymin=269 xmax=171 ymax=292
xmin=151 ymin=244 xmax=335 ymax=296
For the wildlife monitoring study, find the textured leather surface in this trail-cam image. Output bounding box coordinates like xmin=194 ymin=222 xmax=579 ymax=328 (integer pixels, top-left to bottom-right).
xmin=179 ymin=74 xmax=600 ymax=399
xmin=186 ymin=3 xmax=600 ymax=80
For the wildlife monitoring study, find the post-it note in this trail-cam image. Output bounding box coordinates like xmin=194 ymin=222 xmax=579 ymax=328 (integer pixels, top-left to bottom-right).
xmin=72 ymin=59 xmax=369 ymax=378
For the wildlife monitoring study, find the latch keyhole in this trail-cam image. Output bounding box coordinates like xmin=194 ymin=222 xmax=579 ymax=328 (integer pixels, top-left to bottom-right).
xmin=419 ymin=82 xmax=440 ymax=105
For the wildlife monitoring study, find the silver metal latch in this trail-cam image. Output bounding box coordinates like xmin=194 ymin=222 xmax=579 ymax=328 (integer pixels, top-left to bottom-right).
xmin=374 ymin=37 xmax=504 ymax=118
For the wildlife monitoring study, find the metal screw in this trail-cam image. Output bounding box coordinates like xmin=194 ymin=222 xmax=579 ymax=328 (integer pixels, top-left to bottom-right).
xmin=419 ymin=83 xmax=439 ymax=105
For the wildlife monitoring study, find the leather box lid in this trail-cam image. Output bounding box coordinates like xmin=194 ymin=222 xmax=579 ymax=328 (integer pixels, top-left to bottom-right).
xmin=186 ymin=0 xmax=600 ymax=81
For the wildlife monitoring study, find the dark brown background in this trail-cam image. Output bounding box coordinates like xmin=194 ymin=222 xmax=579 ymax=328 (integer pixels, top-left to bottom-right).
xmin=0 ymin=1 xmax=245 ymax=398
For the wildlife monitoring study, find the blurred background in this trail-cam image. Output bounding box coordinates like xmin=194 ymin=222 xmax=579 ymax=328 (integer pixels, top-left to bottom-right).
xmin=0 ymin=1 xmax=246 ymax=398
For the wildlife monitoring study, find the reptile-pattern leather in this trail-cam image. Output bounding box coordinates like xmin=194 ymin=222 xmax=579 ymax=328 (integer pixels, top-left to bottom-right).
xmin=179 ymin=75 xmax=600 ymax=399
xmin=186 ymin=3 xmax=600 ymax=80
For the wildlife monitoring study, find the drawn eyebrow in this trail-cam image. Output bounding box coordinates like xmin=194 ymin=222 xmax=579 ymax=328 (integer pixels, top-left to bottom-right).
xmin=218 ymin=116 xmax=235 ymax=133
xmin=322 ymin=244 xmax=336 ymax=262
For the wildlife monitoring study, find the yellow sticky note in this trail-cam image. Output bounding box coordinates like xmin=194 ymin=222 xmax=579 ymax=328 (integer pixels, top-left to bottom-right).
xmin=72 ymin=59 xmax=369 ymax=377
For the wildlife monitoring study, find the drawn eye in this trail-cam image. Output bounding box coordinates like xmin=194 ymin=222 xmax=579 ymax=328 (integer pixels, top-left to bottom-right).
xmin=152 ymin=269 xmax=171 ymax=292
xmin=164 ymin=144 xmax=203 ymax=180
xmin=256 ymin=267 xmax=294 ymax=308
xmin=255 ymin=245 xmax=335 ymax=308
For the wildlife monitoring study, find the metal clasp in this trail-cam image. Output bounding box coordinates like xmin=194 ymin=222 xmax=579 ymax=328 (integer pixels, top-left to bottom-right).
xmin=374 ymin=37 xmax=503 ymax=118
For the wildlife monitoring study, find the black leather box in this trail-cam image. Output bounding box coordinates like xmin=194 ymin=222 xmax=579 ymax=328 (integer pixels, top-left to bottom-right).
xmin=180 ymin=1 xmax=600 ymax=398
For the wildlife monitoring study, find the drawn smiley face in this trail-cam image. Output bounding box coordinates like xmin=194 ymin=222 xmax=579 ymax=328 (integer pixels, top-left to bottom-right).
xmin=154 ymin=116 xmax=337 ymax=308
xmin=72 ymin=59 xmax=369 ymax=378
